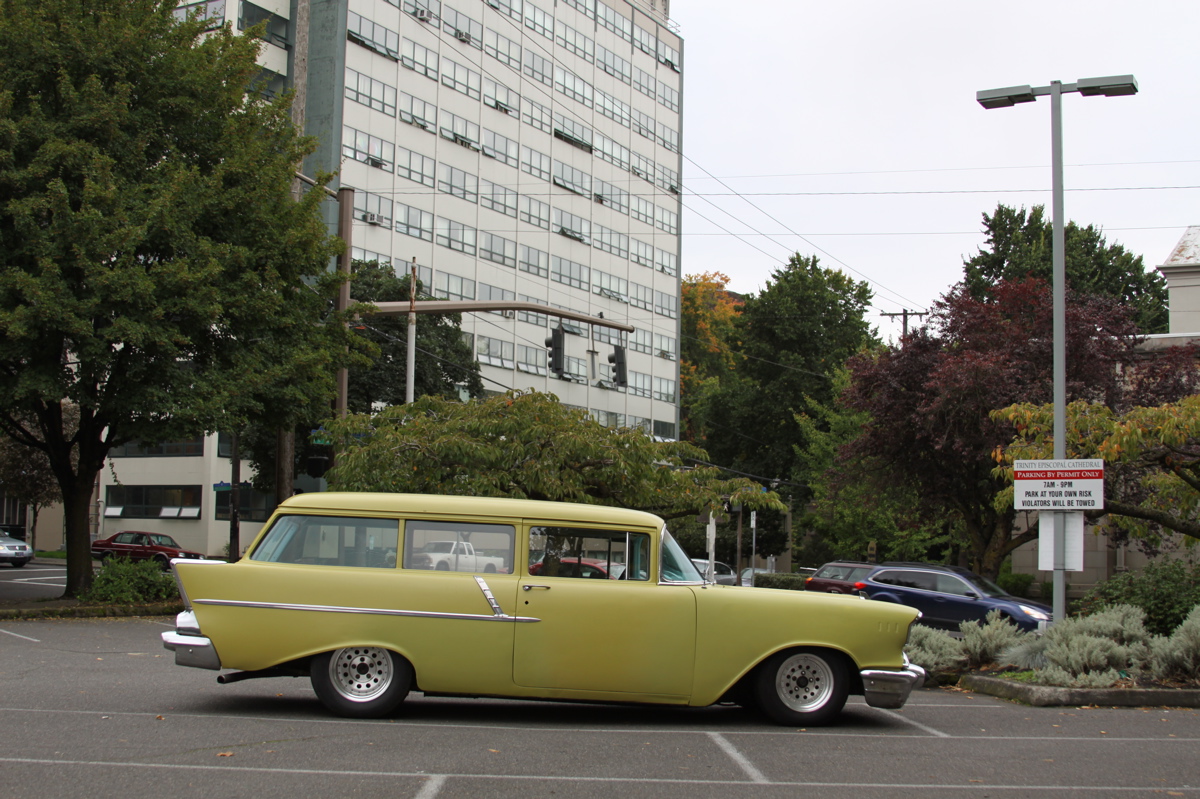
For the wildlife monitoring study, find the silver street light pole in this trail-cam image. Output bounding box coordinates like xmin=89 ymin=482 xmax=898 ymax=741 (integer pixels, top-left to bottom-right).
xmin=976 ymin=75 xmax=1137 ymax=624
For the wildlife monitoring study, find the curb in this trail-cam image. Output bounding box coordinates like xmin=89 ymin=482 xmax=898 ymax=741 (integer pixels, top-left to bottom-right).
xmin=0 ymin=603 xmax=183 ymax=621
xmin=959 ymin=673 xmax=1200 ymax=708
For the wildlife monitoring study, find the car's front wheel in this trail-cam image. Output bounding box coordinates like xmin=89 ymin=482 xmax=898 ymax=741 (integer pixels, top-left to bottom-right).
xmin=754 ymin=648 xmax=849 ymax=726
xmin=310 ymin=647 xmax=412 ymax=718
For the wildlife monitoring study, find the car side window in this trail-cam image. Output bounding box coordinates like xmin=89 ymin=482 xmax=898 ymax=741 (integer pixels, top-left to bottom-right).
xmin=874 ymin=570 xmax=937 ymax=591
xmin=405 ymin=520 xmax=515 ymax=574
xmin=115 ymin=533 xmax=135 ymax=544
xmin=936 ymin=574 xmax=975 ymax=596
xmin=249 ymin=515 xmax=400 ymax=568
xmin=528 ymin=526 xmax=650 ymax=581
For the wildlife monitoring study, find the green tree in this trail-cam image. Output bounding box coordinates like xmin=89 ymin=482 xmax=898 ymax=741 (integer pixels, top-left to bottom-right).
xmin=0 ymin=411 xmax=65 ymax=552
xmin=323 ymin=390 xmax=785 ymax=521
xmin=0 ymin=1 xmax=355 ymax=595
xmin=679 ymin=272 xmax=742 ymax=443
xmin=687 ymin=255 xmax=877 ymax=555
xmin=963 ymin=204 xmax=1168 ymax=333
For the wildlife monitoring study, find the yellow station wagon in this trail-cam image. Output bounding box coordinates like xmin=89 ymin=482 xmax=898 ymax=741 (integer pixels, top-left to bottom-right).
xmin=162 ymin=493 xmax=925 ymax=725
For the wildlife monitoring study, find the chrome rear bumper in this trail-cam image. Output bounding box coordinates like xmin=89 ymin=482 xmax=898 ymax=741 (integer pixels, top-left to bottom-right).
xmin=860 ymin=659 xmax=927 ymax=709
xmin=161 ymin=610 xmax=221 ymax=670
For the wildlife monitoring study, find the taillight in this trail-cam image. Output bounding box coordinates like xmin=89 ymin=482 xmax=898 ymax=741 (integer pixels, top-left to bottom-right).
xmin=853 ymin=581 xmax=868 ymax=591
xmin=805 ymin=576 xmax=813 ymax=584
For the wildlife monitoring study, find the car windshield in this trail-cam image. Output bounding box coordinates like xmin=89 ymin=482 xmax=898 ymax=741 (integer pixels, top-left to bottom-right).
xmin=661 ymin=529 xmax=703 ymax=582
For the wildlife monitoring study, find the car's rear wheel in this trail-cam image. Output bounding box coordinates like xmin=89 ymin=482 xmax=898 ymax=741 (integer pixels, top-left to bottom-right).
xmin=310 ymin=647 xmax=412 ymax=718
xmin=754 ymin=648 xmax=849 ymax=726
xmin=153 ymin=555 xmax=170 ymax=570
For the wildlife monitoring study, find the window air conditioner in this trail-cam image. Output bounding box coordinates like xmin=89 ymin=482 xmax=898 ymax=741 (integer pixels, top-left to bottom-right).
xmin=367 ymin=156 xmax=386 ymax=168
xmin=454 ymin=30 xmax=472 ymax=43
xmin=363 ymin=212 xmax=382 ymax=225
xmin=501 ymin=310 xmax=516 ymax=319
xmin=413 ymin=8 xmax=430 ymax=21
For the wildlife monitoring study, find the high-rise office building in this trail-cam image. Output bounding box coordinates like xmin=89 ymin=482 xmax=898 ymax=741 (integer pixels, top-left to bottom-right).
xmin=190 ymin=0 xmax=684 ymax=438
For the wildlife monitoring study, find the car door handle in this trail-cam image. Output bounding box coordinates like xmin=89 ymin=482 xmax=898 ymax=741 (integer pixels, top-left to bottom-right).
xmin=522 ymin=584 xmax=551 ymax=591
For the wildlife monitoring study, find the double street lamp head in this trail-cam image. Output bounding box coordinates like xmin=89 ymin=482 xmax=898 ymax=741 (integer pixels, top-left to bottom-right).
xmin=976 ymin=75 xmax=1138 ymax=109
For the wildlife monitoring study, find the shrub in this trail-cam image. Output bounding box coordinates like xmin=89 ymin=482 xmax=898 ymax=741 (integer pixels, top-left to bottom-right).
xmin=959 ymin=610 xmax=1028 ymax=669
xmin=904 ymin=624 xmax=965 ymax=676
xmin=999 ymin=635 xmax=1050 ymax=670
xmin=753 ymin=572 xmax=807 ymax=591
xmin=1077 ymin=560 xmax=1200 ymax=636
xmin=80 ymin=557 xmax=180 ymax=605
xmin=996 ymin=559 xmax=1033 ymax=598
xmin=1029 ymin=605 xmax=1151 ymax=688
xmin=1149 ymin=605 xmax=1200 ymax=681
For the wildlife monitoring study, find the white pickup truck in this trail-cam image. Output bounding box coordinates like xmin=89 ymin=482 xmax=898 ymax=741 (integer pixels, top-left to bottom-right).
xmin=415 ymin=541 xmax=507 ymax=573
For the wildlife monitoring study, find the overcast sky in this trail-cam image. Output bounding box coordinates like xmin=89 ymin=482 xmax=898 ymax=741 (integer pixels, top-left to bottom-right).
xmin=671 ymin=0 xmax=1200 ymax=341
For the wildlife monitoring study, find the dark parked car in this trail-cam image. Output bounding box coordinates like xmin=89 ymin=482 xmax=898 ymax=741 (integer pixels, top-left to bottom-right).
xmin=805 ymin=561 xmax=875 ymax=594
xmin=91 ymin=531 xmax=207 ymax=567
xmin=857 ymin=562 xmax=1051 ymax=632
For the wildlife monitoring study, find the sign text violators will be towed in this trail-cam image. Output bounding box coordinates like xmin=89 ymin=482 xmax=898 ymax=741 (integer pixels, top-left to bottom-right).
xmin=1013 ymin=459 xmax=1104 ymax=511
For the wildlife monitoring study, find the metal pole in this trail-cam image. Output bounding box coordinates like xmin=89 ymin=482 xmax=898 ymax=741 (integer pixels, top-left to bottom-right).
xmin=406 ymin=257 xmax=417 ymax=404
xmin=334 ymin=187 xmax=354 ymax=419
xmin=1050 ymin=80 xmax=1067 ymax=624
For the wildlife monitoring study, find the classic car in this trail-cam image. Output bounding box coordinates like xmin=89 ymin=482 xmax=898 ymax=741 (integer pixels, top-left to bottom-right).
xmin=91 ymin=531 xmax=207 ymax=567
xmin=162 ymin=493 xmax=924 ymax=726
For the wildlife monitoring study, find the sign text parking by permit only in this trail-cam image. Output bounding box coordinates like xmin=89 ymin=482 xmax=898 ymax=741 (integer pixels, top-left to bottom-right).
xmin=1013 ymin=459 xmax=1104 ymax=511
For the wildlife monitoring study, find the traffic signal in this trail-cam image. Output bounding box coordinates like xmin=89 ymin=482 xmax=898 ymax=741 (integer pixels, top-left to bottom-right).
xmin=608 ymin=345 xmax=627 ymax=386
xmin=546 ymin=324 xmax=565 ymax=376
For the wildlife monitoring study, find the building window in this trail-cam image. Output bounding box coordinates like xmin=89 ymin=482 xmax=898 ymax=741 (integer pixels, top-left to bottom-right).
xmin=486 ymin=0 xmax=520 ymax=22
xmin=596 ymin=89 xmax=631 ymax=129
xmin=655 ymin=290 xmax=679 ymax=319
xmin=592 ymin=268 xmax=628 ymax=301
xmin=654 ymin=333 xmax=677 ymax=360
xmin=653 ymin=376 xmax=677 ymax=404
xmin=215 ymin=487 xmax=274 ymax=523
xmin=519 ymin=245 xmax=549 ymax=278
xmin=174 ymin=1 xmax=225 ymax=29
xmin=396 ymin=146 xmax=436 ymax=187
xmin=628 ymin=370 xmax=651 ymax=398
xmin=435 ymin=270 xmax=477 ymax=301
xmin=521 ymin=145 xmax=551 ymax=181
xmin=523 ymin=50 xmax=552 ymax=87
xmin=480 ymin=233 xmax=517 ymax=267
xmin=485 ymin=28 xmax=521 ymax=68
xmin=523 ymin=96 xmax=552 ymax=132
xmin=396 ymin=202 xmax=434 ymax=240
xmin=592 ymin=325 xmax=622 ymax=346
xmin=478 ymin=336 xmax=514 ymax=368
xmin=442 ymin=5 xmax=482 ymax=46
xmin=518 ymin=294 xmax=548 ymax=325
xmin=479 ymin=282 xmax=516 ymax=314
xmin=556 ymin=23 xmax=594 ymax=62
xmin=403 ymin=0 xmax=441 ymax=24
xmin=656 ymin=247 xmax=679 ymax=277
xmin=441 ymin=57 xmax=481 ymax=99
xmin=629 ymin=327 xmax=652 ymax=354
xmin=633 ymin=23 xmax=655 ymax=57
xmin=355 ymin=191 xmax=393 ymax=227
xmin=435 ymin=218 xmax=477 ymax=254
xmin=630 ymin=237 xmax=653 ymax=268
xmin=629 ymin=282 xmax=652 ymax=311
xmin=552 ymin=161 xmax=591 ymax=197
xmin=480 ymin=179 xmax=518 ymax=217
xmin=553 ymin=209 xmax=591 ymax=244
xmin=593 ymin=225 xmax=629 ymax=260
xmin=438 ymin=164 xmax=479 ymax=203
xmin=562 ymin=0 xmax=595 ymax=20
xmin=627 ymin=415 xmax=652 ymax=434
xmin=239 ymin=1 xmax=290 ymax=47
xmin=398 ymin=90 xmax=437 ymax=131
xmin=551 ymin=256 xmax=589 ymax=290
xmin=352 ymin=246 xmax=391 ymax=267
xmin=657 ymin=121 xmax=679 ymax=153
xmin=592 ymin=408 xmax=625 ymax=427
xmin=553 ymin=114 xmax=593 ymax=152
xmin=657 ymin=162 xmax=680 ymax=194
xmin=631 ymin=194 xmax=654 ymax=226
xmin=657 ymin=38 xmax=680 ymax=72
xmin=343 ymin=126 xmax=394 ymax=170
xmin=109 ymin=438 xmax=204 ymax=457
xmin=348 ymin=11 xmax=400 ymax=60
xmin=564 ymin=355 xmax=588 ymax=381
xmin=597 ymin=44 xmax=631 ymax=83
xmin=345 ymin=67 xmax=397 ymax=116
xmin=554 ymin=66 xmax=593 ymax=108
xmin=594 ymin=179 xmax=629 ymax=214
xmin=597 ymin=1 xmax=631 ymax=41
xmin=653 ymin=419 xmax=677 ymax=440
xmin=634 ymin=65 xmax=655 ymax=99
xmin=523 ymin=0 xmax=553 ymax=39
xmin=517 ymin=344 xmax=548 ymax=375
xmin=632 ymin=108 xmax=654 ymax=141
xmin=482 ymin=129 xmax=519 ymax=167
xmin=631 ymin=151 xmax=654 ymax=183
xmin=105 ymin=485 xmax=203 ymax=519
xmin=439 ymin=110 xmax=480 ymax=150
xmin=483 ymin=78 xmax=520 ymax=116
xmin=658 ymin=80 xmax=680 ymax=112
xmin=519 ymin=196 xmax=550 ymax=229
xmin=594 ymin=134 xmax=629 ymax=170
xmin=656 ymin=205 xmax=679 ymax=235
xmin=402 ymin=37 xmax=439 ymax=79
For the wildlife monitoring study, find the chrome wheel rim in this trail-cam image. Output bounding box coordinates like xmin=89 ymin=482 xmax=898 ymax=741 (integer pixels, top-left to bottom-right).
xmin=775 ymin=653 xmax=833 ymax=712
xmin=328 ymin=647 xmax=393 ymax=703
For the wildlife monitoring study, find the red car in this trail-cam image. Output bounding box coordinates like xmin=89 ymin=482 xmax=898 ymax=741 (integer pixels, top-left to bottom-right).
xmin=805 ymin=561 xmax=876 ymax=594
xmin=528 ymin=557 xmax=625 ymax=579
xmin=91 ymin=531 xmax=207 ymax=567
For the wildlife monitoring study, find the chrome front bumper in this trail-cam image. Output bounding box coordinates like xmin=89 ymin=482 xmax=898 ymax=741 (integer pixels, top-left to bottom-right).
xmin=860 ymin=659 xmax=927 ymax=709
xmin=161 ymin=610 xmax=222 ymax=670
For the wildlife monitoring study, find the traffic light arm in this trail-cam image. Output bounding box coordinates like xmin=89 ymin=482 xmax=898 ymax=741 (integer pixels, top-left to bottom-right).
xmin=363 ymin=300 xmax=634 ymax=332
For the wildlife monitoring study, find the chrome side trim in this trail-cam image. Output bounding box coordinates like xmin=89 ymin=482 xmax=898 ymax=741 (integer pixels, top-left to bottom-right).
xmin=473 ymin=576 xmax=505 ymax=615
xmin=191 ymin=597 xmax=540 ymax=623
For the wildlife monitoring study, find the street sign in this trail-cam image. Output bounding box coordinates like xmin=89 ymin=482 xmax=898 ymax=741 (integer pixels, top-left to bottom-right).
xmin=1013 ymin=459 xmax=1104 ymax=511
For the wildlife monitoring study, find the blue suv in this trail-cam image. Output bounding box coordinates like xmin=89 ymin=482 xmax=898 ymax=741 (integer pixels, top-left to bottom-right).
xmin=856 ymin=563 xmax=1051 ymax=632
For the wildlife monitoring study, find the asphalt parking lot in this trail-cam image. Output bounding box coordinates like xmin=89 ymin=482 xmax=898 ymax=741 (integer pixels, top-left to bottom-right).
xmin=1 ymin=617 xmax=1197 ymax=798
xmin=0 ymin=559 xmax=70 ymax=604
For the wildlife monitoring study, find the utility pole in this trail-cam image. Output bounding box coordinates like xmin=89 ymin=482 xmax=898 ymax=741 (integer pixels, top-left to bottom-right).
xmin=881 ymin=309 xmax=927 ymax=338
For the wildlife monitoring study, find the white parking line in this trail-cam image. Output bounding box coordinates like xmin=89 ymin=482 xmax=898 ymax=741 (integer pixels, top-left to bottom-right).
xmin=0 ymin=628 xmax=40 ymax=642
xmin=413 ymin=774 xmax=446 ymax=799
xmin=871 ymin=707 xmax=951 ymax=738
xmin=707 ymin=732 xmax=768 ymax=783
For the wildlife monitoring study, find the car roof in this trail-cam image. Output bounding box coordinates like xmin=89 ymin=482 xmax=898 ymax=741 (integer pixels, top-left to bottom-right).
xmin=280 ymin=492 xmax=665 ymax=529
xmin=874 ymin=562 xmax=978 ymax=578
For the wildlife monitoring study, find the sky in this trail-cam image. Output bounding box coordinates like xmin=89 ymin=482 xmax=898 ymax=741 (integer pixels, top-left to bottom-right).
xmin=670 ymin=0 xmax=1200 ymax=342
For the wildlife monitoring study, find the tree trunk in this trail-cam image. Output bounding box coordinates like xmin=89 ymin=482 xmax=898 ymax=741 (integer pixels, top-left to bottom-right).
xmin=61 ymin=473 xmax=98 ymax=597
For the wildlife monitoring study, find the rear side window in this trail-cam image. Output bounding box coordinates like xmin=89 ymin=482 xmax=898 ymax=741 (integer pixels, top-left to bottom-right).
xmin=405 ymin=520 xmax=516 ymax=574
xmin=250 ymin=515 xmax=399 ymax=568
xmin=872 ymin=570 xmax=938 ymax=591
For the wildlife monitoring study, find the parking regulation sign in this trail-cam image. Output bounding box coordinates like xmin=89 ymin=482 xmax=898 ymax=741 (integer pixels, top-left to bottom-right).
xmin=1013 ymin=459 xmax=1104 ymax=511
